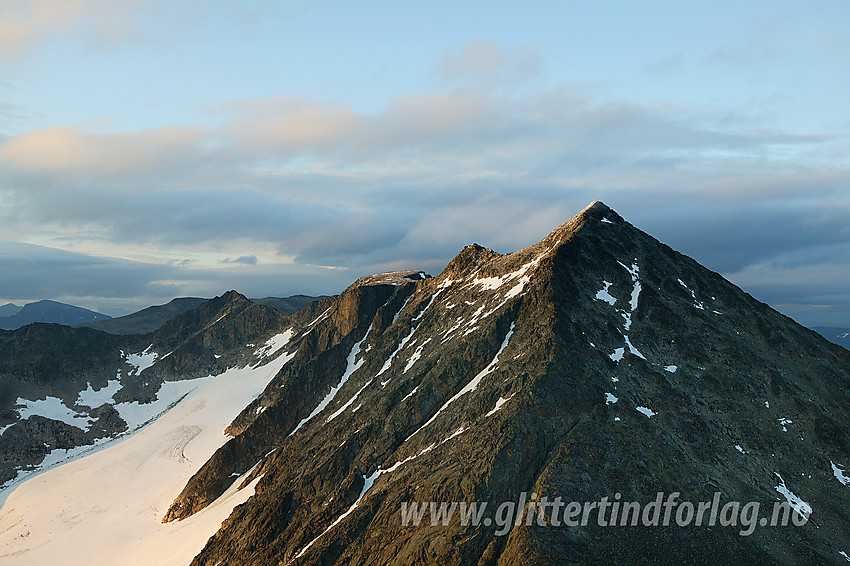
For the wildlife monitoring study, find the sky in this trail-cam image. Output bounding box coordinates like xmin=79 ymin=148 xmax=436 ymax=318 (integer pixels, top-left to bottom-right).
xmin=0 ymin=0 xmax=849 ymax=327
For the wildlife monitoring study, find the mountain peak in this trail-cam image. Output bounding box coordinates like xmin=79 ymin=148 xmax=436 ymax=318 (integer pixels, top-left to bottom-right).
xmin=436 ymin=201 xmax=625 ymax=285
xmin=581 ymin=199 xmax=611 ymax=215
xmin=578 ymin=199 xmax=624 ymax=223
xmin=0 ymin=303 xmax=22 ymax=317
xmin=217 ymin=290 xmax=249 ymax=305
xmin=528 ymin=200 xmax=625 ymax=252
xmin=442 ymin=243 xmax=502 ymax=279
xmin=558 ymin=199 xmax=624 ymax=231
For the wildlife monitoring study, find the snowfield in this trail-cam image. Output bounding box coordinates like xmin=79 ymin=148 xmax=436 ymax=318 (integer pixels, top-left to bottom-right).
xmin=14 ymin=396 xmax=94 ymax=430
xmin=0 ymin=346 xmax=296 ymax=566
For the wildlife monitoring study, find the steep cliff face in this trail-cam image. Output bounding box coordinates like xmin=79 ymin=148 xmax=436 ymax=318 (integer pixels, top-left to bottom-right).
xmin=176 ymin=202 xmax=850 ymax=566
xmin=163 ymin=272 xmax=428 ymax=522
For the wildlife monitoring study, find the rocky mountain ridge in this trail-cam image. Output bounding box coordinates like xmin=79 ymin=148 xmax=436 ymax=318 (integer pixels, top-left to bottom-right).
xmin=0 ymin=202 xmax=848 ymax=565
xmin=183 ymin=202 xmax=850 ymax=565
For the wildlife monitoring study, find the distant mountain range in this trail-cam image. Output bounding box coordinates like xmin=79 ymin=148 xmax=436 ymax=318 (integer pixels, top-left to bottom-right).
xmin=1 ymin=296 xmax=329 ymax=335
xmin=0 ymin=304 xmax=22 ymax=318
xmin=0 ymin=300 xmax=110 ymax=330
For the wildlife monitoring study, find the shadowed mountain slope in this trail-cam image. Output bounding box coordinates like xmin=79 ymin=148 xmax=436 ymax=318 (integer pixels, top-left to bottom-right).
xmin=167 ymin=202 xmax=850 ymax=566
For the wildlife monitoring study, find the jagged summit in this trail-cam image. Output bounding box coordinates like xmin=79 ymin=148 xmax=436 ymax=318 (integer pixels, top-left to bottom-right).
xmin=442 ymin=243 xmax=502 ymax=278
xmin=579 ymin=199 xmax=618 ymax=219
xmin=435 ymin=200 xmax=626 ymax=286
xmin=216 ymin=289 xmax=249 ymax=304
xmin=534 ymin=199 xmax=625 ymax=249
xmin=349 ymin=202 xmax=626 ymax=290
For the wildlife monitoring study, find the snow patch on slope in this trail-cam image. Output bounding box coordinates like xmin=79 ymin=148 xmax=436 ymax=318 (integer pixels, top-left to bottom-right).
xmin=403 ymin=338 xmax=431 ymax=373
xmin=16 ymin=397 xmax=94 ymax=430
xmin=602 ymin=260 xmax=646 ymax=363
xmin=401 ymin=386 xmax=419 ymax=402
xmin=377 ymin=290 xmax=442 ymax=378
xmin=327 ymin=379 xmax=373 ymax=423
xmin=411 ymin=322 xmax=515 ymax=438
xmin=774 ymin=473 xmax=812 ymax=519
xmin=471 ymin=256 xmax=540 ymax=295
xmin=609 ymin=347 xmax=625 ymax=362
xmin=254 ymin=328 xmax=295 ymax=359
xmin=831 ymin=461 xmax=850 ymax=486
xmin=485 ymin=392 xmax=516 ymax=417
xmin=77 ymin=379 xmax=122 ymax=408
xmin=125 ymin=345 xmax=158 ymax=375
xmin=677 ymin=278 xmax=705 ymax=310
xmin=635 ymin=406 xmax=656 ymax=418
xmin=623 ymin=335 xmax=646 ymax=360
xmin=295 ymin=470 xmax=380 ymax=560
xmin=290 ymin=333 xmax=368 ymax=434
xmin=595 ymin=281 xmax=617 ymax=306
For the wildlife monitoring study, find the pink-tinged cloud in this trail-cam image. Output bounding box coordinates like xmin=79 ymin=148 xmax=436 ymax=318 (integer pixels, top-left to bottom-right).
xmin=0 ymin=0 xmax=158 ymax=59
xmin=220 ymin=97 xmax=361 ymax=155
xmin=0 ymin=125 xmax=211 ymax=179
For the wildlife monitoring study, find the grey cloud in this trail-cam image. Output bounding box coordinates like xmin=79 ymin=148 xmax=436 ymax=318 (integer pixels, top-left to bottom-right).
xmin=222 ymin=255 xmax=258 ymax=265
xmin=0 ymin=241 xmax=182 ymax=301
xmin=1 ymin=84 xmax=849 ymax=325
xmin=633 ymin=193 xmax=850 ymax=274
xmin=0 ymin=241 xmax=356 ymax=316
xmin=724 ymin=258 xmax=850 ymax=328
xmin=2 ymin=88 xmax=837 ymax=193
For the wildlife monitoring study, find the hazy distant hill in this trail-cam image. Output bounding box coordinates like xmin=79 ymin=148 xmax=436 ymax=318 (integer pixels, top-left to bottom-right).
xmin=0 ymin=300 xmax=110 ymax=330
xmin=80 ymin=298 xmax=207 ymax=335
xmin=811 ymin=327 xmax=850 ymax=350
xmin=0 ymin=304 xmax=22 ymax=318
xmin=80 ymin=296 xmax=327 ymax=335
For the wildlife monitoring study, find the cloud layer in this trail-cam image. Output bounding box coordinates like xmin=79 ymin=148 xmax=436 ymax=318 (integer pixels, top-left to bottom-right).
xmin=1 ymin=26 xmax=848 ymax=324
